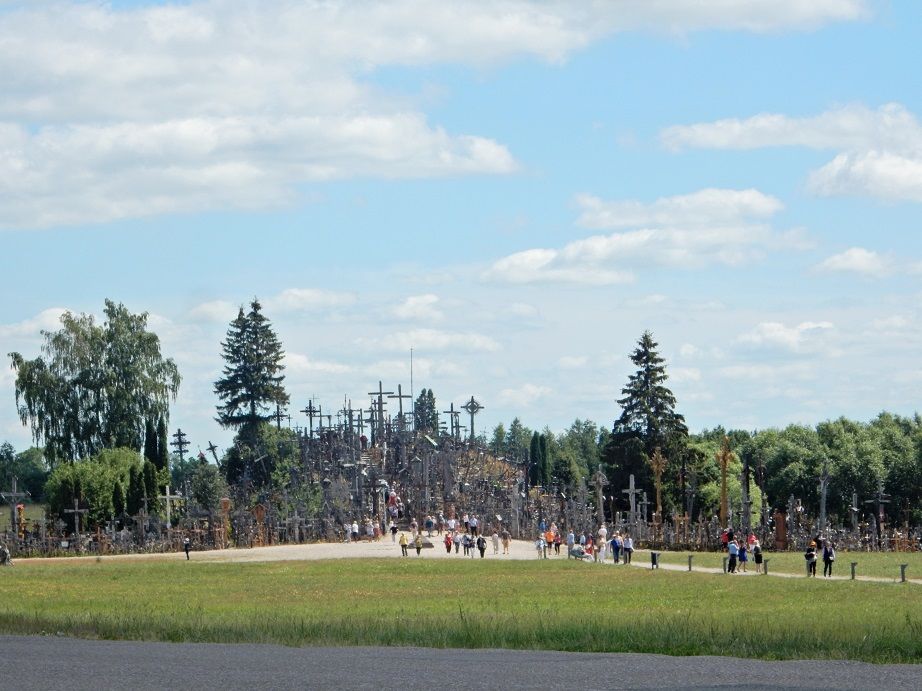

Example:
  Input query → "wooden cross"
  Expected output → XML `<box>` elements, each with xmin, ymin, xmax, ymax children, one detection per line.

<box><xmin>1</xmin><ymin>476</ymin><xmax>29</xmax><ymax>535</ymax></box>
<box><xmin>159</xmin><ymin>485</ymin><xmax>183</xmax><ymax>535</ymax></box>
<box><xmin>206</xmin><ymin>441</ymin><xmax>219</xmax><ymax>464</ymax></box>
<box><xmin>442</xmin><ymin>403</ymin><xmax>460</xmax><ymax>439</ymax></box>
<box><xmin>388</xmin><ymin>384</ymin><xmax>412</xmax><ymax>432</ymax></box>
<box><xmin>63</xmin><ymin>498</ymin><xmax>89</xmax><ymax>537</ymax></box>
<box><xmin>591</xmin><ymin>469</ymin><xmax>608</xmax><ymax>525</ymax></box>
<box><xmin>300</xmin><ymin>400</ymin><xmax>319</xmax><ymax>438</ymax></box>
<box><xmin>171</xmin><ymin>428</ymin><xmax>190</xmax><ymax>461</ymax></box>
<box><xmin>367</xmin><ymin>381</ymin><xmax>394</xmax><ymax>440</ymax></box>
<box><xmin>648</xmin><ymin>447</ymin><xmax>667</xmax><ymax>523</ymax></box>
<box><xmin>461</xmin><ymin>396</ymin><xmax>484</xmax><ymax>441</ymax></box>
<box><xmin>272</xmin><ymin>404</ymin><xmax>288</xmax><ymax>430</ymax></box>
<box><xmin>716</xmin><ymin>436</ymin><xmax>732</xmax><ymax>529</ymax></box>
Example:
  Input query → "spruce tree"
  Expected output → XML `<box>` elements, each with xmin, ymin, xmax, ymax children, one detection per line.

<box><xmin>142</xmin><ymin>460</ymin><xmax>158</xmax><ymax>503</ymax></box>
<box><xmin>528</xmin><ymin>431</ymin><xmax>542</xmax><ymax>487</ymax></box>
<box><xmin>604</xmin><ymin>331</ymin><xmax>688</xmax><ymax>498</ymax></box>
<box><xmin>143</xmin><ymin>418</ymin><xmax>158</xmax><ymax>466</ymax></box>
<box><xmin>112</xmin><ymin>480</ymin><xmax>126</xmax><ymax>518</ymax></box>
<box><xmin>156</xmin><ymin>415</ymin><xmax>169</xmax><ymax>471</ymax></box>
<box><xmin>126</xmin><ymin>464</ymin><xmax>143</xmax><ymax>515</ymax></box>
<box><xmin>414</xmin><ymin>389</ymin><xmax>438</xmax><ymax>432</ymax></box>
<box><xmin>214</xmin><ymin>299</ymin><xmax>289</xmax><ymax>444</ymax></box>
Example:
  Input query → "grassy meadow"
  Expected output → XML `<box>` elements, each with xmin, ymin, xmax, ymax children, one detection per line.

<box><xmin>1</xmin><ymin>557</ymin><xmax>921</xmax><ymax>662</ymax></box>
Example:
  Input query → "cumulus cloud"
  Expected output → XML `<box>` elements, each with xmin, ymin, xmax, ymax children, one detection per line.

<box><xmin>737</xmin><ymin>321</ymin><xmax>834</xmax><ymax>352</ymax></box>
<box><xmin>0</xmin><ymin>0</ymin><xmax>869</xmax><ymax>229</ymax></box>
<box><xmin>661</xmin><ymin>103</ymin><xmax>922</xmax><ymax>203</ymax></box>
<box><xmin>356</xmin><ymin>328</ymin><xmax>500</xmax><ymax>353</ymax></box>
<box><xmin>815</xmin><ymin>247</ymin><xmax>891</xmax><ymax>277</ymax></box>
<box><xmin>558</xmin><ymin>355</ymin><xmax>588</xmax><ymax>369</ymax></box>
<box><xmin>485</xmin><ymin>188</ymin><xmax>807</xmax><ymax>285</ymax></box>
<box><xmin>497</xmin><ymin>383</ymin><xmax>552</xmax><ymax>408</ymax></box>
<box><xmin>188</xmin><ymin>300</ymin><xmax>237</xmax><ymax>323</ymax></box>
<box><xmin>391</xmin><ymin>294</ymin><xmax>443</xmax><ymax>321</ymax></box>
<box><xmin>0</xmin><ymin>307</ymin><xmax>67</xmax><ymax>339</ymax></box>
<box><xmin>265</xmin><ymin>288</ymin><xmax>356</xmax><ymax>312</ymax></box>
<box><xmin>286</xmin><ymin>353</ymin><xmax>353</xmax><ymax>375</ymax></box>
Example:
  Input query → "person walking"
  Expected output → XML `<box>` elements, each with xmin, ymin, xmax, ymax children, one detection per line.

<box><xmin>444</xmin><ymin>532</ymin><xmax>453</xmax><ymax>554</ymax></box>
<box><xmin>414</xmin><ymin>532</ymin><xmax>423</xmax><ymax>556</ymax></box>
<box><xmin>501</xmin><ymin>528</ymin><xmax>511</xmax><ymax>555</ymax></box>
<box><xmin>477</xmin><ymin>534</ymin><xmax>487</xmax><ymax>558</ymax></box>
<box><xmin>453</xmin><ymin>531</ymin><xmax>462</xmax><ymax>554</ymax></box>
<box><xmin>183</xmin><ymin>536</ymin><xmax>191</xmax><ymax>560</ymax></box>
<box><xmin>553</xmin><ymin>531</ymin><xmax>562</xmax><ymax>556</ymax></box>
<box><xmin>753</xmin><ymin>539</ymin><xmax>763</xmax><ymax>574</ymax></box>
<box><xmin>727</xmin><ymin>538</ymin><xmax>739</xmax><ymax>573</ymax></box>
<box><xmin>738</xmin><ymin>540</ymin><xmax>748</xmax><ymax>573</ymax></box>
<box><xmin>566</xmin><ymin>530</ymin><xmax>575</xmax><ymax>559</ymax></box>
<box><xmin>535</xmin><ymin>535</ymin><xmax>546</xmax><ymax>559</ymax></box>
<box><xmin>623</xmin><ymin>534</ymin><xmax>633</xmax><ymax>564</ymax></box>
<box><xmin>805</xmin><ymin>541</ymin><xmax>817</xmax><ymax>577</ymax></box>
<box><xmin>462</xmin><ymin>533</ymin><xmax>471</xmax><ymax>556</ymax></box>
<box><xmin>390</xmin><ymin>520</ymin><xmax>398</xmax><ymax>543</ymax></box>
<box><xmin>399</xmin><ymin>531</ymin><xmax>409</xmax><ymax>557</ymax></box>
<box><xmin>492</xmin><ymin>530</ymin><xmax>500</xmax><ymax>555</ymax></box>
<box><xmin>610</xmin><ymin>532</ymin><xmax>622</xmax><ymax>564</ymax></box>
<box><xmin>822</xmin><ymin>541</ymin><xmax>836</xmax><ymax>577</ymax></box>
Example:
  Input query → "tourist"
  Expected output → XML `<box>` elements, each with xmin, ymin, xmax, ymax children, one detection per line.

<box><xmin>727</xmin><ymin>538</ymin><xmax>739</xmax><ymax>573</ymax></box>
<box><xmin>438</xmin><ymin>514</ymin><xmax>445</xmax><ymax>535</ymax></box>
<box><xmin>462</xmin><ymin>532</ymin><xmax>472</xmax><ymax>556</ymax></box>
<box><xmin>822</xmin><ymin>540</ymin><xmax>836</xmax><ymax>577</ymax></box>
<box><xmin>553</xmin><ymin>531</ymin><xmax>562</xmax><ymax>556</ymax></box>
<box><xmin>720</xmin><ymin>528</ymin><xmax>729</xmax><ymax>552</ymax></box>
<box><xmin>462</xmin><ymin>512</ymin><xmax>470</xmax><ymax>532</ymax></box>
<box><xmin>183</xmin><ymin>536</ymin><xmax>191</xmax><ymax>560</ymax></box>
<box><xmin>470</xmin><ymin>515</ymin><xmax>479</xmax><ymax>537</ymax></box>
<box><xmin>399</xmin><ymin>531</ymin><xmax>409</xmax><ymax>557</ymax></box>
<box><xmin>738</xmin><ymin>539</ymin><xmax>748</xmax><ymax>573</ymax></box>
<box><xmin>753</xmin><ymin>539</ymin><xmax>763</xmax><ymax>574</ymax></box>
<box><xmin>501</xmin><ymin>528</ymin><xmax>511</xmax><ymax>554</ymax></box>
<box><xmin>579</xmin><ymin>532</ymin><xmax>587</xmax><ymax>548</ymax></box>
<box><xmin>597</xmin><ymin>524</ymin><xmax>608</xmax><ymax>563</ymax></box>
<box><xmin>447</xmin><ymin>516</ymin><xmax>457</xmax><ymax>533</ymax></box>
<box><xmin>414</xmin><ymin>532</ymin><xmax>423</xmax><ymax>556</ymax></box>
<box><xmin>805</xmin><ymin>541</ymin><xmax>817</xmax><ymax>577</ymax></box>
<box><xmin>444</xmin><ymin>532</ymin><xmax>453</xmax><ymax>554</ymax></box>
<box><xmin>453</xmin><ymin>531</ymin><xmax>462</xmax><ymax>554</ymax></box>
<box><xmin>544</xmin><ymin>528</ymin><xmax>555</xmax><ymax>557</ymax></box>
<box><xmin>566</xmin><ymin>530</ymin><xmax>575</xmax><ymax>559</ymax></box>
<box><xmin>425</xmin><ymin>515</ymin><xmax>434</xmax><ymax>537</ymax></box>
<box><xmin>389</xmin><ymin>520</ymin><xmax>398</xmax><ymax>543</ymax></box>
<box><xmin>492</xmin><ymin>530</ymin><xmax>500</xmax><ymax>555</ymax></box>
<box><xmin>535</xmin><ymin>535</ymin><xmax>546</xmax><ymax>559</ymax></box>
<box><xmin>610</xmin><ymin>532</ymin><xmax>622</xmax><ymax>564</ymax></box>
<box><xmin>477</xmin><ymin>534</ymin><xmax>487</xmax><ymax>558</ymax></box>
<box><xmin>623</xmin><ymin>534</ymin><xmax>634</xmax><ymax>564</ymax></box>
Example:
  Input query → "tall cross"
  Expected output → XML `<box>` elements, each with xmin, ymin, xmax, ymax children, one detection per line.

<box><xmin>388</xmin><ymin>385</ymin><xmax>412</xmax><ymax>432</ymax></box>
<box><xmin>591</xmin><ymin>469</ymin><xmax>608</xmax><ymax>525</ymax></box>
<box><xmin>849</xmin><ymin>491</ymin><xmax>860</xmax><ymax>532</ymax></box>
<box><xmin>64</xmin><ymin>498</ymin><xmax>89</xmax><ymax>537</ymax></box>
<box><xmin>272</xmin><ymin>403</ymin><xmax>288</xmax><ymax>430</ymax></box>
<box><xmin>639</xmin><ymin>491</ymin><xmax>650</xmax><ymax>523</ymax></box>
<box><xmin>461</xmin><ymin>396</ymin><xmax>484</xmax><ymax>442</ymax></box>
<box><xmin>171</xmin><ymin>428</ymin><xmax>190</xmax><ymax>461</ymax></box>
<box><xmin>863</xmin><ymin>479</ymin><xmax>890</xmax><ymax>539</ymax></box>
<box><xmin>442</xmin><ymin>403</ymin><xmax>460</xmax><ymax>439</ymax></box>
<box><xmin>159</xmin><ymin>485</ymin><xmax>183</xmax><ymax>536</ymax></box>
<box><xmin>300</xmin><ymin>400</ymin><xmax>319</xmax><ymax>438</ymax></box>
<box><xmin>817</xmin><ymin>458</ymin><xmax>830</xmax><ymax>533</ymax></box>
<box><xmin>716</xmin><ymin>436</ymin><xmax>731</xmax><ymax>529</ymax></box>
<box><xmin>622</xmin><ymin>474</ymin><xmax>642</xmax><ymax>526</ymax></box>
<box><xmin>648</xmin><ymin>447</ymin><xmax>667</xmax><ymax>523</ymax></box>
<box><xmin>206</xmin><ymin>441</ymin><xmax>219</xmax><ymax>464</ymax></box>
<box><xmin>1</xmin><ymin>476</ymin><xmax>29</xmax><ymax>535</ymax></box>
<box><xmin>367</xmin><ymin>382</ymin><xmax>394</xmax><ymax>440</ymax></box>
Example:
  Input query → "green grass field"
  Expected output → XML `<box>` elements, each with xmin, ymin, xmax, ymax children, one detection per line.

<box><xmin>1</xmin><ymin>557</ymin><xmax>921</xmax><ymax>662</ymax></box>
<box><xmin>651</xmin><ymin>549</ymin><xmax>921</xmax><ymax>580</ymax></box>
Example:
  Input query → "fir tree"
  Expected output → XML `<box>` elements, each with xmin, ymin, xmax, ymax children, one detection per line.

<box><xmin>414</xmin><ymin>389</ymin><xmax>438</xmax><ymax>432</ymax></box>
<box><xmin>112</xmin><ymin>480</ymin><xmax>126</xmax><ymax>518</ymax></box>
<box><xmin>528</xmin><ymin>431</ymin><xmax>542</xmax><ymax>487</ymax></box>
<box><xmin>156</xmin><ymin>415</ymin><xmax>169</xmax><ymax>471</ymax></box>
<box><xmin>143</xmin><ymin>418</ymin><xmax>158</xmax><ymax>466</ymax></box>
<box><xmin>142</xmin><ymin>460</ymin><xmax>158</xmax><ymax>503</ymax></box>
<box><xmin>214</xmin><ymin>299</ymin><xmax>289</xmax><ymax>445</ymax></box>
<box><xmin>126</xmin><ymin>464</ymin><xmax>144</xmax><ymax>515</ymax></box>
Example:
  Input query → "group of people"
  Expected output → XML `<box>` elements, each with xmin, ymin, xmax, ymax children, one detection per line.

<box><xmin>804</xmin><ymin>538</ymin><xmax>837</xmax><ymax>577</ymax></box>
<box><xmin>723</xmin><ymin>533</ymin><xmax>764</xmax><ymax>574</ymax></box>
<box><xmin>531</xmin><ymin>522</ymin><xmax>636</xmax><ymax>564</ymax></box>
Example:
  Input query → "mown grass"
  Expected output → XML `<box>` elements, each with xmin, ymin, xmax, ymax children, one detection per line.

<box><xmin>651</xmin><ymin>549</ymin><xmax>922</xmax><ymax>580</ymax></box>
<box><xmin>1</xmin><ymin>558</ymin><xmax>921</xmax><ymax>662</ymax></box>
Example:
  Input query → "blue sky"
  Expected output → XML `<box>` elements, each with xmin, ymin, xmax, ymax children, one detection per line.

<box><xmin>2</xmin><ymin>0</ymin><xmax>921</xmax><ymax>456</ymax></box>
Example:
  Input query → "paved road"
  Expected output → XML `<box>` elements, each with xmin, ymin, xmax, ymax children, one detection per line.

<box><xmin>2</xmin><ymin>636</ymin><xmax>919</xmax><ymax>690</ymax></box>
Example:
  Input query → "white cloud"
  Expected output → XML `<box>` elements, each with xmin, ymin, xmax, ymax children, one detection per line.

<box><xmin>265</xmin><ymin>288</ymin><xmax>356</xmax><ymax>312</ymax></box>
<box><xmin>679</xmin><ymin>343</ymin><xmax>702</xmax><ymax>358</ymax></box>
<box><xmin>0</xmin><ymin>307</ymin><xmax>67</xmax><ymax>339</ymax></box>
<box><xmin>816</xmin><ymin>247</ymin><xmax>891</xmax><ymax>277</ymax></box>
<box><xmin>391</xmin><ymin>294</ymin><xmax>443</xmax><ymax>321</ymax></box>
<box><xmin>286</xmin><ymin>353</ymin><xmax>353</xmax><ymax>375</ymax></box>
<box><xmin>356</xmin><ymin>328</ymin><xmax>500</xmax><ymax>353</ymax></box>
<box><xmin>669</xmin><ymin>367</ymin><xmax>701</xmax><ymax>383</ymax></box>
<box><xmin>871</xmin><ymin>315</ymin><xmax>911</xmax><ymax>330</ymax></box>
<box><xmin>188</xmin><ymin>300</ymin><xmax>237</xmax><ymax>323</ymax></box>
<box><xmin>497</xmin><ymin>383</ymin><xmax>552</xmax><ymax>408</ymax></box>
<box><xmin>577</xmin><ymin>188</ymin><xmax>782</xmax><ymax>229</ymax></box>
<box><xmin>485</xmin><ymin>189</ymin><xmax>807</xmax><ymax>285</ymax></box>
<box><xmin>0</xmin><ymin>1</ymin><xmax>868</xmax><ymax>229</ymax></box>
<box><xmin>558</xmin><ymin>355</ymin><xmax>588</xmax><ymax>369</ymax></box>
<box><xmin>717</xmin><ymin>362</ymin><xmax>817</xmax><ymax>382</ymax></box>
<box><xmin>662</xmin><ymin>103</ymin><xmax>922</xmax><ymax>203</ymax></box>
<box><xmin>737</xmin><ymin>321</ymin><xmax>834</xmax><ymax>352</ymax></box>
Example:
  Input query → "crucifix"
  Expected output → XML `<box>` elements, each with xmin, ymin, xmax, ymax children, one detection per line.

<box><xmin>388</xmin><ymin>385</ymin><xmax>412</xmax><ymax>432</ymax></box>
<box><xmin>817</xmin><ymin>458</ymin><xmax>830</xmax><ymax>533</ymax></box>
<box><xmin>1</xmin><ymin>476</ymin><xmax>29</xmax><ymax>536</ymax></box>
<box><xmin>300</xmin><ymin>400</ymin><xmax>319</xmax><ymax>438</ymax></box>
<box><xmin>64</xmin><ymin>498</ymin><xmax>89</xmax><ymax>537</ymax></box>
<box><xmin>363</xmin><ymin>406</ymin><xmax>376</xmax><ymax>445</ymax></box>
<box><xmin>272</xmin><ymin>403</ymin><xmax>288</xmax><ymax>430</ymax></box>
<box><xmin>863</xmin><ymin>479</ymin><xmax>891</xmax><ymax>540</ymax></box>
<box><xmin>461</xmin><ymin>396</ymin><xmax>484</xmax><ymax>442</ymax></box>
<box><xmin>159</xmin><ymin>485</ymin><xmax>183</xmax><ymax>536</ymax></box>
<box><xmin>590</xmin><ymin>469</ymin><xmax>608</xmax><ymax>525</ymax></box>
<box><xmin>622</xmin><ymin>474</ymin><xmax>642</xmax><ymax>527</ymax></box>
<box><xmin>648</xmin><ymin>447</ymin><xmax>667</xmax><ymax>526</ymax></box>
<box><xmin>639</xmin><ymin>491</ymin><xmax>650</xmax><ymax>523</ymax></box>
<box><xmin>849</xmin><ymin>491</ymin><xmax>860</xmax><ymax>533</ymax></box>
<box><xmin>442</xmin><ymin>403</ymin><xmax>460</xmax><ymax>439</ymax></box>
<box><xmin>367</xmin><ymin>381</ymin><xmax>394</xmax><ymax>441</ymax></box>
<box><xmin>206</xmin><ymin>441</ymin><xmax>219</xmax><ymax>464</ymax></box>
<box><xmin>716</xmin><ymin>436</ymin><xmax>731</xmax><ymax>529</ymax></box>
<box><xmin>171</xmin><ymin>428</ymin><xmax>190</xmax><ymax>461</ymax></box>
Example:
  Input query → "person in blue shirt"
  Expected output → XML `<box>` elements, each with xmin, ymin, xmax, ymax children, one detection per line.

<box><xmin>727</xmin><ymin>538</ymin><xmax>739</xmax><ymax>573</ymax></box>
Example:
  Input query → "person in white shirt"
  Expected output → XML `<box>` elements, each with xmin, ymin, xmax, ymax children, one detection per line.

<box><xmin>596</xmin><ymin>524</ymin><xmax>608</xmax><ymax>563</ymax></box>
<box><xmin>623</xmin><ymin>534</ymin><xmax>634</xmax><ymax>563</ymax></box>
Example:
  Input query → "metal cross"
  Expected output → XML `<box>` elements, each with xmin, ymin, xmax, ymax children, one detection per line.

<box><xmin>388</xmin><ymin>384</ymin><xmax>412</xmax><ymax>432</ymax></box>
<box><xmin>171</xmin><ymin>428</ymin><xmax>190</xmax><ymax>461</ymax></box>
<box><xmin>367</xmin><ymin>381</ymin><xmax>394</xmax><ymax>440</ymax></box>
<box><xmin>300</xmin><ymin>400</ymin><xmax>319</xmax><ymax>438</ymax></box>
<box><xmin>461</xmin><ymin>396</ymin><xmax>484</xmax><ymax>441</ymax></box>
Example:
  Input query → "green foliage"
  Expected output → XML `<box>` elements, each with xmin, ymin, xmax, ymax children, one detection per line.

<box><xmin>126</xmin><ymin>465</ymin><xmax>144</xmax><ymax>516</ymax></box>
<box><xmin>214</xmin><ymin>299</ymin><xmax>289</xmax><ymax>438</ymax></box>
<box><xmin>489</xmin><ymin>423</ymin><xmax>506</xmax><ymax>456</ymax></box>
<box><xmin>156</xmin><ymin>416</ymin><xmax>169</xmax><ymax>471</ymax></box>
<box><xmin>190</xmin><ymin>463</ymin><xmax>228</xmax><ymax>513</ymax></box>
<box><xmin>44</xmin><ymin>448</ymin><xmax>143</xmax><ymax>530</ymax></box>
<box><xmin>8</xmin><ymin>300</ymin><xmax>180</xmax><ymax>466</ymax></box>
<box><xmin>170</xmin><ymin>453</ymin><xmax>200</xmax><ymax>492</ymax></box>
<box><xmin>111</xmin><ymin>481</ymin><xmax>125</xmax><ymax>518</ymax></box>
<box><xmin>221</xmin><ymin>422</ymin><xmax>299</xmax><ymax>488</ymax></box>
<box><xmin>414</xmin><ymin>389</ymin><xmax>437</xmax><ymax>432</ymax></box>
<box><xmin>504</xmin><ymin>418</ymin><xmax>531</xmax><ymax>463</ymax></box>
<box><xmin>143</xmin><ymin>419</ymin><xmax>157</xmax><ymax>466</ymax></box>
<box><xmin>142</xmin><ymin>460</ymin><xmax>159</xmax><ymax>501</ymax></box>
<box><xmin>0</xmin><ymin>443</ymin><xmax>48</xmax><ymax>501</ymax></box>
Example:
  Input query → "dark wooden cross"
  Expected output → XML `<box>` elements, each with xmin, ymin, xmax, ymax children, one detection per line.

<box><xmin>1</xmin><ymin>476</ymin><xmax>29</xmax><ymax>535</ymax></box>
<box><xmin>206</xmin><ymin>441</ymin><xmax>220</xmax><ymax>464</ymax></box>
<box><xmin>442</xmin><ymin>403</ymin><xmax>460</xmax><ymax>439</ymax></box>
<box><xmin>367</xmin><ymin>381</ymin><xmax>394</xmax><ymax>440</ymax></box>
<box><xmin>64</xmin><ymin>498</ymin><xmax>89</xmax><ymax>537</ymax></box>
<box><xmin>171</xmin><ymin>428</ymin><xmax>190</xmax><ymax>461</ymax></box>
<box><xmin>300</xmin><ymin>400</ymin><xmax>319</xmax><ymax>438</ymax></box>
<box><xmin>461</xmin><ymin>396</ymin><xmax>484</xmax><ymax>442</ymax></box>
<box><xmin>272</xmin><ymin>403</ymin><xmax>288</xmax><ymax>430</ymax></box>
<box><xmin>388</xmin><ymin>384</ymin><xmax>412</xmax><ymax>432</ymax></box>
<box><xmin>622</xmin><ymin>474</ymin><xmax>642</xmax><ymax>526</ymax></box>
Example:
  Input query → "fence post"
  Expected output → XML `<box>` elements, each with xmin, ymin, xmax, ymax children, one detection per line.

<box><xmin>763</xmin><ymin>558</ymin><xmax>769</xmax><ymax>575</ymax></box>
<box><xmin>687</xmin><ymin>554</ymin><xmax>693</xmax><ymax>572</ymax></box>
<box><xmin>850</xmin><ymin>562</ymin><xmax>857</xmax><ymax>580</ymax></box>
<box><xmin>901</xmin><ymin>564</ymin><xmax>908</xmax><ymax>583</ymax></box>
